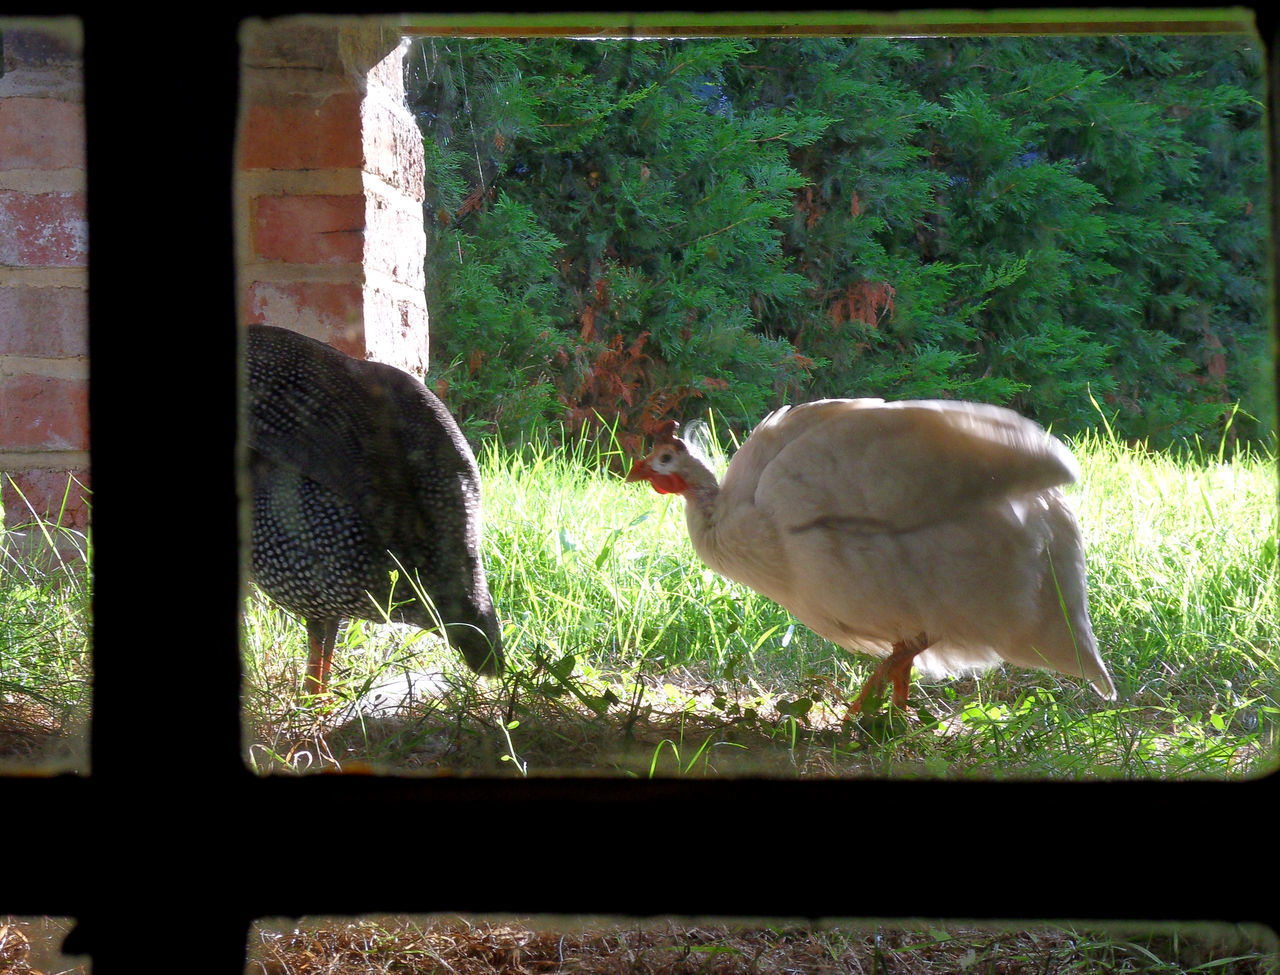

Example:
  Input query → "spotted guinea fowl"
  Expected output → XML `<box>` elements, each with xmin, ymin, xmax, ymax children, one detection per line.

<box><xmin>246</xmin><ymin>324</ymin><xmax>504</xmax><ymax>695</ymax></box>
<box><xmin>626</xmin><ymin>398</ymin><xmax>1115</xmax><ymax>712</ymax></box>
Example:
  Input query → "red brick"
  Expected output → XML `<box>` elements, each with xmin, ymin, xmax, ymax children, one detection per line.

<box><xmin>237</xmin><ymin>95</ymin><xmax>364</xmax><ymax>171</ymax></box>
<box><xmin>361</xmin><ymin>99</ymin><xmax>425</xmax><ymax>201</ymax></box>
<box><xmin>1</xmin><ymin>469</ymin><xmax>91</xmax><ymax>531</ymax></box>
<box><xmin>363</xmin><ymin>190</ymin><xmax>426</xmax><ymax>288</ymax></box>
<box><xmin>244</xmin><ymin>280</ymin><xmax>365</xmax><ymax>354</ymax></box>
<box><xmin>3</xmin><ymin>28</ymin><xmax>81</xmax><ymax>68</ymax></box>
<box><xmin>0</xmin><ymin>374</ymin><xmax>90</xmax><ymax>451</ymax></box>
<box><xmin>252</xmin><ymin>194</ymin><xmax>365</xmax><ymax>264</ymax></box>
<box><xmin>241</xmin><ymin>23</ymin><xmax>344</xmax><ymax>72</ymax></box>
<box><xmin>0</xmin><ymin>98</ymin><xmax>85</xmax><ymax>171</ymax></box>
<box><xmin>364</xmin><ymin>288</ymin><xmax>429</xmax><ymax>375</ymax></box>
<box><xmin>0</xmin><ymin>191</ymin><xmax>88</xmax><ymax>267</ymax></box>
<box><xmin>0</xmin><ymin>286</ymin><xmax>89</xmax><ymax>356</ymax></box>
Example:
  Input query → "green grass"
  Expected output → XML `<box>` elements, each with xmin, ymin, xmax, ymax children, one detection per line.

<box><xmin>241</xmin><ymin>423</ymin><xmax>1279</xmax><ymax>779</ymax></box>
<box><xmin>0</xmin><ymin>475</ymin><xmax>92</xmax><ymax>773</ymax></box>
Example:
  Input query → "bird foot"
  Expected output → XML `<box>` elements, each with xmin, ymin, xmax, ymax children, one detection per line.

<box><xmin>842</xmin><ymin>634</ymin><xmax>929</xmax><ymax>721</ymax></box>
<box><xmin>842</xmin><ymin>684</ymin><xmax>908</xmax><ymax>722</ymax></box>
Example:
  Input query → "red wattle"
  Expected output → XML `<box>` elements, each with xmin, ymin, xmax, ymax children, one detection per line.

<box><xmin>651</xmin><ymin>472</ymin><xmax>688</xmax><ymax>494</ymax></box>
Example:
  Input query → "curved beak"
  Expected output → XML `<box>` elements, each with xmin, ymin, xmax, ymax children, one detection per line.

<box><xmin>625</xmin><ymin>455</ymin><xmax>688</xmax><ymax>495</ymax></box>
<box><xmin>625</xmin><ymin>459</ymin><xmax>652</xmax><ymax>483</ymax></box>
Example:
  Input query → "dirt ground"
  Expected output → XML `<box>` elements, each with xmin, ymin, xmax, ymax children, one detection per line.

<box><xmin>246</xmin><ymin>916</ymin><xmax>1278</xmax><ymax>975</ymax></box>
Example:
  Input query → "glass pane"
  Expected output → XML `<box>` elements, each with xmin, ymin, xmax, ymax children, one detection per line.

<box><xmin>237</xmin><ymin>16</ymin><xmax>1277</xmax><ymax>779</ymax></box>
<box><xmin>0</xmin><ymin>18</ymin><xmax>91</xmax><ymax>775</ymax></box>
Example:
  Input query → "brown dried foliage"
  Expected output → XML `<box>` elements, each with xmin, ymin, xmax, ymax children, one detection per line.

<box><xmin>247</xmin><ymin>917</ymin><xmax>1278</xmax><ymax>975</ymax></box>
<box><xmin>557</xmin><ymin>329</ymin><xmax>711</xmax><ymax>468</ymax></box>
<box><xmin>0</xmin><ymin>919</ymin><xmax>86</xmax><ymax>975</ymax></box>
<box><xmin>0</xmin><ymin>698</ymin><xmax>86</xmax><ymax>773</ymax></box>
<box><xmin>827</xmin><ymin>280</ymin><xmax>896</xmax><ymax>329</ymax></box>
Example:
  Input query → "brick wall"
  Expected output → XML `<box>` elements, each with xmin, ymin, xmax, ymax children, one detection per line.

<box><xmin>0</xmin><ymin>20</ymin><xmax>90</xmax><ymax>532</ymax></box>
<box><xmin>0</xmin><ymin>18</ymin><xmax>426</xmax><ymax>534</ymax></box>
<box><xmin>236</xmin><ymin>18</ymin><xmax>429</xmax><ymax>375</ymax></box>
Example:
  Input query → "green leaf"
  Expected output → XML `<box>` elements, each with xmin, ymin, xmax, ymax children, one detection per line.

<box><xmin>776</xmin><ymin>696</ymin><xmax>813</xmax><ymax>719</ymax></box>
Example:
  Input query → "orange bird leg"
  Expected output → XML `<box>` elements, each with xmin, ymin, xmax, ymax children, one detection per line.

<box><xmin>303</xmin><ymin>618</ymin><xmax>341</xmax><ymax>696</ymax></box>
<box><xmin>848</xmin><ymin>632</ymin><xmax>931</xmax><ymax>715</ymax></box>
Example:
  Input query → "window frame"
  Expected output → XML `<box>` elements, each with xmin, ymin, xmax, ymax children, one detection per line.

<box><xmin>4</xmin><ymin>8</ymin><xmax>1277</xmax><ymax>971</ymax></box>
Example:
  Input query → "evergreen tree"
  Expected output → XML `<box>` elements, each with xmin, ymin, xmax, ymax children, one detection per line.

<box><xmin>410</xmin><ymin>37</ymin><xmax>827</xmax><ymax>448</ymax></box>
<box><xmin>724</xmin><ymin>38</ymin><xmax>1028</xmax><ymax>407</ymax></box>
<box><xmin>905</xmin><ymin>35</ymin><xmax>1268</xmax><ymax>444</ymax></box>
<box><xmin>406</xmin><ymin>33</ymin><xmax>1270</xmax><ymax>451</ymax></box>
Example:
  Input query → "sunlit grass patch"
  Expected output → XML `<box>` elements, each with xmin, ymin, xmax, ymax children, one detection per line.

<box><xmin>240</xmin><ymin>423</ymin><xmax>1278</xmax><ymax>779</ymax></box>
<box><xmin>0</xmin><ymin>474</ymin><xmax>92</xmax><ymax>773</ymax></box>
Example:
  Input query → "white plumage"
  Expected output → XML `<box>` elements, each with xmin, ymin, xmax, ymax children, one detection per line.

<box><xmin>626</xmin><ymin>398</ymin><xmax>1116</xmax><ymax>712</ymax></box>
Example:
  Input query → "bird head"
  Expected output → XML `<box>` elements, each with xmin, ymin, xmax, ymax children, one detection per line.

<box><xmin>625</xmin><ymin>420</ymin><xmax>691</xmax><ymax>495</ymax></box>
<box><xmin>450</xmin><ymin>620</ymin><xmax>505</xmax><ymax>677</ymax></box>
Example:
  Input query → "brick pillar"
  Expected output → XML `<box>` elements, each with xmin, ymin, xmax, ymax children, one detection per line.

<box><xmin>0</xmin><ymin>20</ymin><xmax>90</xmax><ymax>533</ymax></box>
<box><xmin>236</xmin><ymin>18</ymin><xmax>429</xmax><ymax>375</ymax></box>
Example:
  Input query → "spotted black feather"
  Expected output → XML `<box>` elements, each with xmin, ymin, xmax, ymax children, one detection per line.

<box><xmin>246</xmin><ymin>325</ymin><xmax>503</xmax><ymax>693</ymax></box>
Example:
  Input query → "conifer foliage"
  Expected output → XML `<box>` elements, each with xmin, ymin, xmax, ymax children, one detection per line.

<box><xmin>406</xmin><ymin>34</ymin><xmax>1269</xmax><ymax>452</ymax></box>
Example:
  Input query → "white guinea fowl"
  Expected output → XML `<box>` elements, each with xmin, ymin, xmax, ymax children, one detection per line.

<box><xmin>625</xmin><ymin>398</ymin><xmax>1116</xmax><ymax>712</ymax></box>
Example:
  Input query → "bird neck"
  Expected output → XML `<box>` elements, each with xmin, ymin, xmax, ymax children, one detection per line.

<box><xmin>677</xmin><ymin>459</ymin><xmax>722</xmax><ymax>528</ymax></box>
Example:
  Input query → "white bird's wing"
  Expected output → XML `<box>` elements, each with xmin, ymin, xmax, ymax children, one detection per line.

<box><xmin>739</xmin><ymin>398</ymin><xmax>1080</xmax><ymax>535</ymax></box>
